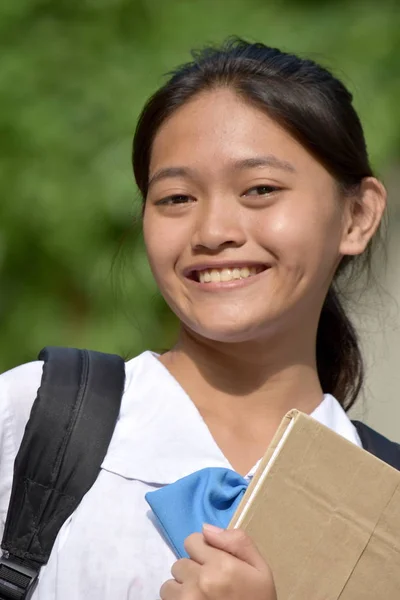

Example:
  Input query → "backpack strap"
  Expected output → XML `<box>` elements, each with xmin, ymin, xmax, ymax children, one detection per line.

<box><xmin>0</xmin><ymin>347</ymin><xmax>125</xmax><ymax>600</ymax></box>
<box><xmin>352</xmin><ymin>420</ymin><xmax>400</xmax><ymax>471</ymax></box>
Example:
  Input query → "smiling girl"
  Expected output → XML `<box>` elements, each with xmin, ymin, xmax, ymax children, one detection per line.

<box><xmin>0</xmin><ymin>38</ymin><xmax>396</xmax><ymax>600</ymax></box>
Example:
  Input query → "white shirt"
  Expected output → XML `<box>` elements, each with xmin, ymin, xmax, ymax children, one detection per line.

<box><xmin>0</xmin><ymin>351</ymin><xmax>362</xmax><ymax>600</ymax></box>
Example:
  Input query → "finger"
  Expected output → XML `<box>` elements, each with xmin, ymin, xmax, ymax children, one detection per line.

<box><xmin>160</xmin><ymin>578</ymin><xmax>182</xmax><ymax>600</ymax></box>
<box><xmin>171</xmin><ymin>557</ymin><xmax>200</xmax><ymax>583</ymax></box>
<box><xmin>184</xmin><ymin>532</ymin><xmax>222</xmax><ymax>565</ymax></box>
<box><xmin>202</xmin><ymin>524</ymin><xmax>267</xmax><ymax>571</ymax></box>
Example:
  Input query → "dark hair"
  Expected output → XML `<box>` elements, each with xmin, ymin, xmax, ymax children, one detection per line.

<box><xmin>132</xmin><ymin>37</ymin><xmax>380</xmax><ymax>411</ymax></box>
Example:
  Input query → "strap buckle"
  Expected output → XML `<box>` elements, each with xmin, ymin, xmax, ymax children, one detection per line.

<box><xmin>0</xmin><ymin>553</ymin><xmax>39</xmax><ymax>600</ymax></box>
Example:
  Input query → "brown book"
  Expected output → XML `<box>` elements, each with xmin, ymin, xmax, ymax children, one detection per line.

<box><xmin>228</xmin><ymin>410</ymin><xmax>400</xmax><ymax>599</ymax></box>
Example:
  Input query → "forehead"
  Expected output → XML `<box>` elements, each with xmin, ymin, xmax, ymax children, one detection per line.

<box><xmin>149</xmin><ymin>88</ymin><xmax>314</xmax><ymax>175</ymax></box>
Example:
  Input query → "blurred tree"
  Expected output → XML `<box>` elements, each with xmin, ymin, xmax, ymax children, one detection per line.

<box><xmin>0</xmin><ymin>0</ymin><xmax>399</xmax><ymax>371</ymax></box>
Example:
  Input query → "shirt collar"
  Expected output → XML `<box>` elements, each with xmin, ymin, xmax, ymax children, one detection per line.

<box><xmin>101</xmin><ymin>351</ymin><xmax>362</xmax><ymax>484</ymax></box>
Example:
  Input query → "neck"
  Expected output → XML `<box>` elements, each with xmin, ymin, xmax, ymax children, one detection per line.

<box><xmin>159</xmin><ymin>325</ymin><xmax>324</xmax><ymax>426</ymax></box>
<box><xmin>158</xmin><ymin>326</ymin><xmax>324</xmax><ymax>474</ymax></box>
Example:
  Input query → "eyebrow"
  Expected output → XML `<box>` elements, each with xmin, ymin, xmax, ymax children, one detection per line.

<box><xmin>147</xmin><ymin>154</ymin><xmax>296</xmax><ymax>190</ymax></box>
<box><xmin>148</xmin><ymin>167</ymin><xmax>192</xmax><ymax>190</ymax></box>
<box><xmin>233</xmin><ymin>155</ymin><xmax>296</xmax><ymax>173</ymax></box>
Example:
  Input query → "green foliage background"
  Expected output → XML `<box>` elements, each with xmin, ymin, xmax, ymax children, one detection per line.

<box><xmin>1</xmin><ymin>0</ymin><xmax>399</xmax><ymax>372</ymax></box>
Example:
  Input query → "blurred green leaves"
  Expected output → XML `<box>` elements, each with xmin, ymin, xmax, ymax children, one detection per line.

<box><xmin>0</xmin><ymin>0</ymin><xmax>399</xmax><ymax>371</ymax></box>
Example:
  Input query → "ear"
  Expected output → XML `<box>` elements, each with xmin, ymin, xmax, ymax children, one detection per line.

<box><xmin>339</xmin><ymin>177</ymin><xmax>387</xmax><ymax>256</ymax></box>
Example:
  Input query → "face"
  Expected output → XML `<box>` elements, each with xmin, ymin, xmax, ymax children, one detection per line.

<box><xmin>143</xmin><ymin>88</ymin><xmax>353</xmax><ymax>345</ymax></box>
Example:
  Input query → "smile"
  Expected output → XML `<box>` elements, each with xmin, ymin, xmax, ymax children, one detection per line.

<box><xmin>185</xmin><ymin>263</ymin><xmax>269</xmax><ymax>287</ymax></box>
<box><xmin>197</xmin><ymin>265</ymin><xmax>265</xmax><ymax>283</ymax></box>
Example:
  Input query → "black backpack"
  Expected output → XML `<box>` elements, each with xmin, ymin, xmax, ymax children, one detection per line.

<box><xmin>0</xmin><ymin>346</ymin><xmax>399</xmax><ymax>600</ymax></box>
<box><xmin>0</xmin><ymin>347</ymin><xmax>125</xmax><ymax>600</ymax></box>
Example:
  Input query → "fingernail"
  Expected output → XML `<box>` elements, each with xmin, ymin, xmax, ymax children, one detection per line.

<box><xmin>203</xmin><ymin>523</ymin><xmax>224</xmax><ymax>534</ymax></box>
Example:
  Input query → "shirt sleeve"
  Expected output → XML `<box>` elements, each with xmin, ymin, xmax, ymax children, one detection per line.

<box><xmin>0</xmin><ymin>361</ymin><xmax>44</xmax><ymax>539</ymax></box>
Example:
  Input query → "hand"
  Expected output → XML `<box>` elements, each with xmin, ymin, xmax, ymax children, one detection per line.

<box><xmin>160</xmin><ymin>524</ymin><xmax>277</xmax><ymax>599</ymax></box>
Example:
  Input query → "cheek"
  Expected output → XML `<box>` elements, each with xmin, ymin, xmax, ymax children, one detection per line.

<box><xmin>143</xmin><ymin>213</ymin><xmax>187</xmax><ymax>281</ymax></box>
<box><xmin>143</xmin><ymin>215</ymin><xmax>165</xmax><ymax>275</ymax></box>
<box><xmin>253</xmin><ymin>200</ymin><xmax>344</xmax><ymax>271</ymax></box>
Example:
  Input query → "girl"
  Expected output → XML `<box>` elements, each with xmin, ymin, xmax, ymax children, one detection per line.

<box><xmin>0</xmin><ymin>38</ymin><xmax>392</xmax><ymax>599</ymax></box>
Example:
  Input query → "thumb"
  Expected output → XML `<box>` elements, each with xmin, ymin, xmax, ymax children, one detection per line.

<box><xmin>202</xmin><ymin>524</ymin><xmax>267</xmax><ymax>571</ymax></box>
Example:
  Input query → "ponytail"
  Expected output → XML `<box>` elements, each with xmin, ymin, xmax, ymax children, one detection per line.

<box><xmin>316</xmin><ymin>287</ymin><xmax>364</xmax><ymax>411</ymax></box>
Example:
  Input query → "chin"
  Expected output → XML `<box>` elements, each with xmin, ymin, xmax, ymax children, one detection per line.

<box><xmin>188</xmin><ymin>318</ymin><xmax>271</xmax><ymax>345</ymax></box>
<box><xmin>172</xmin><ymin>300</ymin><xmax>291</xmax><ymax>345</ymax></box>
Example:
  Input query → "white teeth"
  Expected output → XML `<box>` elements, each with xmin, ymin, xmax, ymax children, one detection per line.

<box><xmin>220</xmin><ymin>268</ymin><xmax>232</xmax><ymax>282</ymax></box>
<box><xmin>198</xmin><ymin>266</ymin><xmax>260</xmax><ymax>283</ymax></box>
<box><xmin>210</xmin><ymin>269</ymin><xmax>221</xmax><ymax>283</ymax></box>
<box><xmin>232</xmin><ymin>268</ymin><xmax>241</xmax><ymax>279</ymax></box>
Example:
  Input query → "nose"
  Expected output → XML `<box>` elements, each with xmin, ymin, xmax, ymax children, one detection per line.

<box><xmin>191</xmin><ymin>196</ymin><xmax>246</xmax><ymax>252</ymax></box>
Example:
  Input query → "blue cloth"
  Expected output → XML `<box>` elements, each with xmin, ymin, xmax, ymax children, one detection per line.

<box><xmin>145</xmin><ymin>467</ymin><xmax>248</xmax><ymax>558</ymax></box>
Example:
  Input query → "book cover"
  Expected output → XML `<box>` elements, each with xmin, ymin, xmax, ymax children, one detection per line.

<box><xmin>228</xmin><ymin>410</ymin><xmax>400</xmax><ymax>599</ymax></box>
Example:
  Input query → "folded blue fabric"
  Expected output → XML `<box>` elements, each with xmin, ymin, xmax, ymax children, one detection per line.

<box><xmin>145</xmin><ymin>467</ymin><xmax>248</xmax><ymax>558</ymax></box>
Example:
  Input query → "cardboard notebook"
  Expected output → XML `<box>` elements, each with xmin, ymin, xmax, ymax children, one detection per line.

<box><xmin>228</xmin><ymin>410</ymin><xmax>400</xmax><ymax>599</ymax></box>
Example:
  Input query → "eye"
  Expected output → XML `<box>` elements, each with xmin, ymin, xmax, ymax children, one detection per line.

<box><xmin>156</xmin><ymin>194</ymin><xmax>193</xmax><ymax>206</ymax></box>
<box><xmin>243</xmin><ymin>185</ymin><xmax>280</xmax><ymax>197</ymax></box>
